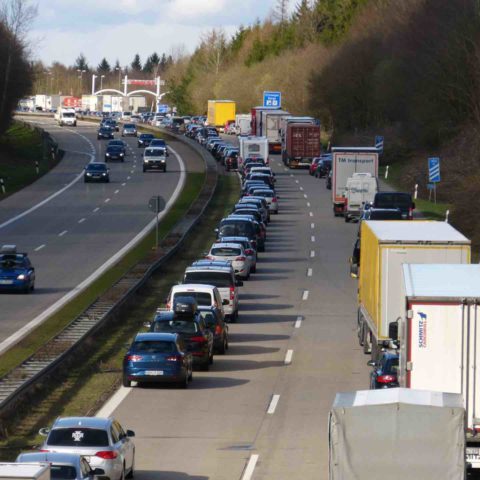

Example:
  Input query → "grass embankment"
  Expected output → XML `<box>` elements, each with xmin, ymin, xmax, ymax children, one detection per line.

<box><xmin>0</xmin><ymin>174</ymin><xmax>239</xmax><ymax>459</ymax></box>
<box><xmin>0</xmin><ymin>172</ymin><xmax>205</xmax><ymax>379</ymax></box>
<box><xmin>378</xmin><ymin>164</ymin><xmax>451</xmax><ymax>221</ymax></box>
<box><xmin>0</xmin><ymin>123</ymin><xmax>59</xmax><ymax>200</ymax></box>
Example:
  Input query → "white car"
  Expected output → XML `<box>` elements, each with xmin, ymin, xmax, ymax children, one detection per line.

<box><xmin>166</xmin><ymin>284</ymin><xmax>225</xmax><ymax>313</ymax></box>
<box><xmin>251</xmin><ymin>188</ymin><xmax>279</xmax><ymax>214</ymax></box>
<box><xmin>207</xmin><ymin>242</ymin><xmax>252</xmax><ymax>280</ymax></box>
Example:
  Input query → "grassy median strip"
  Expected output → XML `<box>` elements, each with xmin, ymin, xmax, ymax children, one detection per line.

<box><xmin>0</xmin><ymin>172</ymin><xmax>205</xmax><ymax>379</ymax></box>
<box><xmin>0</xmin><ymin>173</ymin><xmax>239</xmax><ymax>458</ymax></box>
<box><xmin>0</xmin><ymin>122</ymin><xmax>59</xmax><ymax>200</ymax></box>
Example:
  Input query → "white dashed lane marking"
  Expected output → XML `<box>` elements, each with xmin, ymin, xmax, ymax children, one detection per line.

<box><xmin>302</xmin><ymin>290</ymin><xmax>309</xmax><ymax>301</ymax></box>
<box><xmin>58</xmin><ymin>230</ymin><xmax>68</xmax><ymax>237</ymax></box>
<box><xmin>105</xmin><ymin>198</ymin><xmax>111</xmax><ymax>203</ymax></box>
<box><xmin>267</xmin><ymin>395</ymin><xmax>280</xmax><ymax>414</ymax></box>
<box><xmin>307</xmin><ymin>268</ymin><xmax>313</xmax><ymax>277</ymax></box>
<box><xmin>285</xmin><ymin>350</ymin><xmax>293</xmax><ymax>365</ymax></box>
<box><xmin>34</xmin><ymin>244</ymin><xmax>45</xmax><ymax>252</ymax></box>
<box><xmin>295</xmin><ymin>316</ymin><xmax>302</xmax><ymax>328</ymax></box>
<box><xmin>78</xmin><ymin>218</ymin><xmax>86</xmax><ymax>224</ymax></box>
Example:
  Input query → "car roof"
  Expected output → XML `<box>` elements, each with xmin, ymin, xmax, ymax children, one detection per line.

<box><xmin>52</xmin><ymin>417</ymin><xmax>112</xmax><ymax>429</ymax></box>
<box><xmin>218</xmin><ymin>236</ymin><xmax>251</xmax><ymax>242</ymax></box>
<box><xmin>134</xmin><ymin>332</ymin><xmax>177</xmax><ymax>341</ymax></box>
<box><xmin>190</xmin><ymin>259</ymin><xmax>232</xmax><ymax>267</ymax></box>
<box><xmin>17</xmin><ymin>452</ymin><xmax>81</xmax><ymax>465</ymax></box>
<box><xmin>211</xmin><ymin>242</ymin><xmax>243</xmax><ymax>249</ymax></box>
<box><xmin>185</xmin><ymin>265</ymin><xmax>232</xmax><ymax>273</ymax></box>
<box><xmin>172</xmin><ymin>283</ymin><xmax>216</xmax><ymax>292</ymax></box>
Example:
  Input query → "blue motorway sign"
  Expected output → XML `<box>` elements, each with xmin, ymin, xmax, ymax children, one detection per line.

<box><xmin>375</xmin><ymin>135</ymin><xmax>384</xmax><ymax>153</ymax></box>
<box><xmin>428</xmin><ymin>157</ymin><xmax>441</xmax><ymax>183</ymax></box>
<box><xmin>263</xmin><ymin>91</ymin><xmax>282</xmax><ymax>108</ymax></box>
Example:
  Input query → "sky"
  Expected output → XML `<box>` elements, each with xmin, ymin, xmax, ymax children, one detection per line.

<box><xmin>29</xmin><ymin>0</ymin><xmax>292</xmax><ymax>68</ymax></box>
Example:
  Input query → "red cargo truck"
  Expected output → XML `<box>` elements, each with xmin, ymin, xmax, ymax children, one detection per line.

<box><xmin>282</xmin><ymin>123</ymin><xmax>321</xmax><ymax>168</ymax></box>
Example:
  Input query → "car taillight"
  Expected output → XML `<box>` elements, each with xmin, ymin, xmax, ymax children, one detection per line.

<box><xmin>190</xmin><ymin>336</ymin><xmax>207</xmax><ymax>343</ymax></box>
<box><xmin>96</xmin><ymin>451</ymin><xmax>118</xmax><ymax>460</ymax></box>
<box><xmin>377</xmin><ymin>375</ymin><xmax>396</xmax><ymax>384</ymax></box>
<box><xmin>245</xmin><ymin>249</ymin><xmax>254</xmax><ymax>255</ymax></box>
<box><xmin>126</xmin><ymin>355</ymin><xmax>143</xmax><ymax>362</ymax></box>
<box><xmin>215</xmin><ymin>325</ymin><xmax>222</xmax><ymax>335</ymax></box>
<box><xmin>38</xmin><ymin>449</ymin><xmax>50</xmax><ymax>453</ymax></box>
<box><xmin>166</xmin><ymin>355</ymin><xmax>182</xmax><ymax>362</ymax></box>
<box><xmin>206</xmin><ymin>255</ymin><xmax>214</xmax><ymax>259</ymax></box>
<box><xmin>236</xmin><ymin>256</ymin><xmax>246</xmax><ymax>261</ymax></box>
<box><xmin>272</xmin><ymin>197</ymin><xmax>277</xmax><ymax>202</ymax></box>
<box><xmin>229</xmin><ymin>286</ymin><xmax>235</xmax><ymax>300</ymax></box>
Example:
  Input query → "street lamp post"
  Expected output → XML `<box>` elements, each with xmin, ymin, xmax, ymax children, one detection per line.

<box><xmin>77</xmin><ymin>69</ymin><xmax>86</xmax><ymax>94</ymax></box>
<box><xmin>100</xmin><ymin>75</ymin><xmax>105</xmax><ymax>90</ymax></box>
<box><xmin>115</xmin><ymin>66</ymin><xmax>121</xmax><ymax>89</ymax></box>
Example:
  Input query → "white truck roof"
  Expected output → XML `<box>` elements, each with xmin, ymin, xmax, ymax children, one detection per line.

<box><xmin>366</xmin><ymin>220</ymin><xmax>470</xmax><ymax>244</ymax></box>
<box><xmin>0</xmin><ymin>462</ymin><xmax>50</xmax><ymax>479</ymax></box>
<box><xmin>403</xmin><ymin>264</ymin><xmax>480</xmax><ymax>300</ymax></box>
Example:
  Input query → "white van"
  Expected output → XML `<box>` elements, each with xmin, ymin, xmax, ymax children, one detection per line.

<box><xmin>121</xmin><ymin>111</ymin><xmax>132</xmax><ymax>121</ymax></box>
<box><xmin>166</xmin><ymin>284</ymin><xmax>226</xmax><ymax>315</ymax></box>
<box><xmin>54</xmin><ymin>108</ymin><xmax>76</xmax><ymax>127</ymax></box>
<box><xmin>344</xmin><ymin>172</ymin><xmax>378</xmax><ymax>222</ymax></box>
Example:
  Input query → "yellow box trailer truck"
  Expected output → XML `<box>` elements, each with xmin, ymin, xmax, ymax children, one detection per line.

<box><xmin>207</xmin><ymin>100</ymin><xmax>236</xmax><ymax>131</ymax></box>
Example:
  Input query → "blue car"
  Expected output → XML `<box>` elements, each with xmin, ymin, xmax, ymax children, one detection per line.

<box><xmin>0</xmin><ymin>245</ymin><xmax>35</xmax><ymax>293</ymax></box>
<box><xmin>123</xmin><ymin>333</ymin><xmax>193</xmax><ymax>388</ymax></box>
<box><xmin>368</xmin><ymin>352</ymin><xmax>399</xmax><ymax>389</ymax></box>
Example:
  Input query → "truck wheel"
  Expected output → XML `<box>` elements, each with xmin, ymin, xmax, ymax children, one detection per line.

<box><xmin>363</xmin><ymin>328</ymin><xmax>372</xmax><ymax>355</ymax></box>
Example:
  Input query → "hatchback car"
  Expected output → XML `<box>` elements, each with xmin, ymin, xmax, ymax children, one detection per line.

<box><xmin>123</xmin><ymin>332</ymin><xmax>192</xmax><ymax>387</ymax></box>
<box><xmin>97</xmin><ymin>127</ymin><xmax>114</xmax><ymax>140</ymax></box>
<box><xmin>0</xmin><ymin>245</ymin><xmax>35</xmax><ymax>293</ymax></box>
<box><xmin>84</xmin><ymin>163</ymin><xmax>109</xmax><ymax>183</ymax></box>
<box><xmin>121</xmin><ymin>124</ymin><xmax>137</xmax><ymax>137</ymax></box>
<box><xmin>207</xmin><ymin>242</ymin><xmax>252</xmax><ymax>280</ymax></box>
<box><xmin>250</xmin><ymin>189</ymin><xmax>279</xmax><ymax>214</ymax></box>
<box><xmin>16</xmin><ymin>452</ymin><xmax>105</xmax><ymax>480</ymax></box>
<box><xmin>137</xmin><ymin>133</ymin><xmax>154</xmax><ymax>148</ymax></box>
<box><xmin>38</xmin><ymin>417</ymin><xmax>135</xmax><ymax>480</ymax></box>
<box><xmin>315</xmin><ymin>157</ymin><xmax>332</xmax><ymax>178</ymax></box>
<box><xmin>198</xmin><ymin>306</ymin><xmax>228</xmax><ymax>354</ymax></box>
<box><xmin>104</xmin><ymin>145</ymin><xmax>124</xmax><ymax>162</ymax></box>
<box><xmin>368</xmin><ymin>352</ymin><xmax>400</xmax><ymax>389</ymax></box>
<box><xmin>147</xmin><ymin>303</ymin><xmax>213</xmax><ymax>371</ymax></box>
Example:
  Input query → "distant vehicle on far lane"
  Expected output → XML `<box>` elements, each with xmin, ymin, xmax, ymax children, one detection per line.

<box><xmin>97</xmin><ymin>126</ymin><xmax>114</xmax><ymax>140</ymax></box>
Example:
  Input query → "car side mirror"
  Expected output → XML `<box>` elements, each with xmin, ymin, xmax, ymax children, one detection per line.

<box><xmin>143</xmin><ymin>322</ymin><xmax>151</xmax><ymax>329</ymax></box>
<box><xmin>38</xmin><ymin>427</ymin><xmax>50</xmax><ymax>436</ymax></box>
<box><xmin>367</xmin><ymin>360</ymin><xmax>377</xmax><ymax>367</ymax></box>
<box><xmin>235</xmin><ymin>279</ymin><xmax>244</xmax><ymax>287</ymax></box>
<box><xmin>126</xmin><ymin>429</ymin><xmax>135</xmax><ymax>437</ymax></box>
<box><xmin>389</xmin><ymin>321</ymin><xmax>399</xmax><ymax>341</ymax></box>
<box><xmin>350</xmin><ymin>262</ymin><xmax>359</xmax><ymax>279</ymax></box>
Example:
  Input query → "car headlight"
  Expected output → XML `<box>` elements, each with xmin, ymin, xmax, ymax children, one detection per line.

<box><xmin>144</xmin><ymin>158</ymin><xmax>148</xmax><ymax>162</ymax></box>
<box><xmin>102</xmin><ymin>172</ymin><xmax>107</xmax><ymax>176</ymax></box>
<box><xmin>120</xmin><ymin>153</ymin><xmax>124</xmax><ymax>156</ymax></box>
<box><xmin>17</xmin><ymin>274</ymin><xmax>26</xmax><ymax>280</ymax></box>
<box><xmin>106</xmin><ymin>153</ymin><xmax>110</xmax><ymax>156</ymax></box>
<box><xmin>86</xmin><ymin>172</ymin><xmax>92</xmax><ymax>176</ymax></box>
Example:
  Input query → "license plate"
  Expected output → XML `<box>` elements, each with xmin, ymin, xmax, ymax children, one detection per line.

<box><xmin>0</xmin><ymin>280</ymin><xmax>13</xmax><ymax>285</ymax></box>
<box><xmin>145</xmin><ymin>370</ymin><xmax>163</xmax><ymax>376</ymax></box>
<box><xmin>467</xmin><ymin>447</ymin><xmax>480</xmax><ymax>461</ymax></box>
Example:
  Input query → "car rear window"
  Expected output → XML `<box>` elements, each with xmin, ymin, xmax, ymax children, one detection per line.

<box><xmin>47</xmin><ymin>428</ymin><xmax>109</xmax><ymax>447</ymax></box>
<box><xmin>199</xmin><ymin>311</ymin><xmax>216</xmax><ymax>326</ymax></box>
<box><xmin>132</xmin><ymin>340</ymin><xmax>176</xmax><ymax>353</ymax></box>
<box><xmin>375</xmin><ymin>193</ymin><xmax>412</xmax><ymax>209</ymax></box>
<box><xmin>184</xmin><ymin>271</ymin><xmax>233</xmax><ymax>288</ymax></box>
<box><xmin>145</xmin><ymin>148</ymin><xmax>165</xmax><ymax>157</ymax></box>
<box><xmin>370</xmin><ymin>211</ymin><xmax>403</xmax><ymax>220</ymax></box>
<box><xmin>153</xmin><ymin>320</ymin><xmax>198</xmax><ymax>334</ymax></box>
<box><xmin>219</xmin><ymin>222</ymin><xmax>254</xmax><ymax>237</ymax></box>
<box><xmin>173</xmin><ymin>291</ymin><xmax>212</xmax><ymax>306</ymax></box>
<box><xmin>51</xmin><ymin>466</ymin><xmax>77</xmax><ymax>480</ymax></box>
<box><xmin>211</xmin><ymin>247</ymin><xmax>241</xmax><ymax>256</ymax></box>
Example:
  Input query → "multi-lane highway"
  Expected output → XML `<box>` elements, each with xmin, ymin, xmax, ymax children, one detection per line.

<box><xmin>98</xmin><ymin>155</ymin><xmax>368</xmax><ymax>479</ymax></box>
<box><xmin>0</xmin><ymin>119</ymin><xmax>201</xmax><ymax>350</ymax></box>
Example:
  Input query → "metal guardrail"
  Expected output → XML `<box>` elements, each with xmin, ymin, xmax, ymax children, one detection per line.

<box><xmin>0</xmin><ymin>128</ymin><xmax>218</xmax><ymax>422</ymax></box>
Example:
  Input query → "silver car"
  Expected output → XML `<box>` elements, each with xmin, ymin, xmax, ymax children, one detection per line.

<box><xmin>218</xmin><ymin>236</ymin><xmax>257</xmax><ymax>272</ymax></box>
<box><xmin>39</xmin><ymin>417</ymin><xmax>135</xmax><ymax>480</ymax></box>
<box><xmin>251</xmin><ymin>188</ymin><xmax>279</xmax><ymax>214</ymax></box>
<box><xmin>17</xmin><ymin>452</ymin><xmax>105</xmax><ymax>480</ymax></box>
<box><xmin>121</xmin><ymin>124</ymin><xmax>137</xmax><ymax>137</ymax></box>
<box><xmin>207</xmin><ymin>242</ymin><xmax>252</xmax><ymax>280</ymax></box>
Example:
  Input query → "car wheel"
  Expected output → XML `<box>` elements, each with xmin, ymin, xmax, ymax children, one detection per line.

<box><xmin>188</xmin><ymin>367</ymin><xmax>193</xmax><ymax>381</ymax></box>
<box><xmin>209</xmin><ymin>349</ymin><xmax>214</xmax><ymax>364</ymax></box>
<box><xmin>251</xmin><ymin>264</ymin><xmax>256</xmax><ymax>274</ymax></box>
<box><xmin>122</xmin><ymin>374</ymin><xmax>131</xmax><ymax>388</ymax></box>
<box><xmin>120</xmin><ymin>464</ymin><xmax>126</xmax><ymax>480</ymax></box>
<box><xmin>218</xmin><ymin>337</ymin><xmax>227</xmax><ymax>355</ymax></box>
<box><xmin>179</xmin><ymin>374</ymin><xmax>188</xmax><ymax>389</ymax></box>
<box><xmin>30</xmin><ymin>282</ymin><xmax>35</xmax><ymax>292</ymax></box>
<box><xmin>200</xmin><ymin>361</ymin><xmax>210</xmax><ymax>371</ymax></box>
<box><xmin>126</xmin><ymin>456</ymin><xmax>134</xmax><ymax>479</ymax></box>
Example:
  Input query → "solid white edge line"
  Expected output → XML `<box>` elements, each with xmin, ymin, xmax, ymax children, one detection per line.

<box><xmin>307</xmin><ymin>268</ymin><xmax>313</xmax><ymax>277</ymax></box>
<box><xmin>0</xmin><ymin>145</ymin><xmax>186</xmax><ymax>357</ymax></box>
<box><xmin>295</xmin><ymin>316</ymin><xmax>302</xmax><ymax>328</ymax></box>
<box><xmin>242</xmin><ymin>454</ymin><xmax>259</xmax><ymax>480</ymax></box>
<box><xmin>285</xmin><ymin>350</ymin><xmax>293</xmax><ymax>365</ymax></box>
<box><xmin>96</xmin><ymin>386</ymin><xmax>131</xmax><ymax>417</ymax></box>
<box><xmin>267</xmin><ymin>394</ymin><xmax>280</xmax><ymax>414</ymax></box>
<box><xmin>302</xmin><ymin>290</ymin><xmax>309</xmax><ymax>300</ymax></box>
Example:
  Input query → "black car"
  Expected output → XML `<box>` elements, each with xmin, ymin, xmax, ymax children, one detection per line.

<box><xmin>137</xmin><ymin>133</ymin><xmax>155</xmax><ymax>148</ymax></box>
<box><xmin>225</xmin><ymin>151</ymin><xmax>239</xmax><ymax>171</ymax></box>
<box><xmin>84</xmin><ymin>162</ymin><xmax>110</xmax><ymax>183</ymax></box>
<box><xmin>97</xmin><ymin>126</ymin><xmax>114</xmax><ymax>140</ymax></box>
<box><xmin>146</xmin><ymin>297</ymin><xmax>214</xmax><ymax>371</ymax></box>
<box><xmin>360</xmin><ymin>207</ymin><xmax>403</xmax><ymax>222</ymax></box>
<box><xmin>372</xmin><ymin>192</ymin><xmax>415</xmax><ymax>220</ymax></box>
<box><xmin>315</xmin><ymin>158</ymin><xmax>332</xmax><ymax>178</ymax></box>
<box><xmin>103</xmin><ymin>119</ymin><xmax>119</xmax><ymax>131</ymax></box>
<box><xmin>105</xmin><ymin>145</ymin><xmax>125</xmax><ymax>162</ymax></box>
<box><xmin>198</xmin><ymin>306</ymin><xmax>228</xmax><ymax>354</ymax></box>
<box><xmin>368</xmin><ymin>352</ymin><xmax>399</xmax><ymax>389</ymax></box>
<box><xmin>107</xmin><ymin>139</ymin><xmax>126</xmax><ymax>156</ymax></box>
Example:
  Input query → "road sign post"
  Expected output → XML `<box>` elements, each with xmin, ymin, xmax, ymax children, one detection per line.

<box><xmin>148</xmin><ymin>195</ymin><xmax>166</xmax><ymax>249</ymax></box>
<box><xmin>263</xmin><ymin>91</ymin><xmax>282</xmax><ymax>108</ymax></box>
<box><xmin>375</xmin><ymin>135</ymin><xmax>384</xmax><ymax>153</ymax></box>
<box><xmin>428</xmin><ymin>157</ymin><xmax>441</xmax><ymax>204</ymax></box>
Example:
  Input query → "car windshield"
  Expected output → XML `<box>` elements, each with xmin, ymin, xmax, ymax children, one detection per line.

<box><xmin>199</xmin><ymin>311</ymin><xmax>216</xmax><ymax>326</ymax></box>
<box><xmin>62</xmin><ymin>113</ymin><xmax>75</xmax><ymax>118</ymax></box>
<box><xmin>47</xmin><ymin>428</ymin><xmax>109</xmax><ymax>447</ymax></box>
<box><xmin>140</xmin><ymin>134</ymin><xmax>153</xmax><ymax>139</ymax></box>
<box><xmin>145</xmin><ymin>148</ymin><xmax>165</xmax><ymax>157</ymax></box>
<box><xmin>153</xmin><ymin>320</ymin><xmax>198</xmax><ymax>334</ymax></box>
<box><xmin>124</xmin><ymin>124</ymin><xmax>135</xmax><ymax>128</ymax></box>
<box><xmin>375</xmin><ymin>193</ymin><xmax>412</xmax><ymax>208</ymax></box>
<box><xmin>370</xmin><ymin>211</ymin><xmax>403</xmax><ymax>220</ymax></box>
<box><xmin>0</xmin><ymin>255</ymin><xmax>26</xmax><ymax>268</ymax></box>
<box><xmin>87</xmin><ymin>164</ymin><xmax>107</xmax><ymax>171</ymax></box>
<box><xmin>211</xmin><ymin>247</ymin><xmax>241</xmax><ymax>256</ymax></box>
<box><xmin>173</xmin><ymin>291</ymin><xmax>211</xmax><ymax>306</ymax></box>
<box><xmin>184</xmin><ymin>271</ymin><xmax>233</xmax><ymax>288</ymax></box>
<box><xmin>107</xmin><ymin>146</ymin><xmax>121</xmax><ymax>152</ymax></box>
<box><xmin>150</xmin><ymin>140</ymin><xmax>166</xmax><ymax>147</ymax></box>
<box><xmin>132</xmin><ymin>340</ymin><xmax>176</xmax><ymax>353</ymax></box>
<box><xmin>50</xmin><ymin>465</ymin><xmax>77</xmax><ymax>479</ymax></box>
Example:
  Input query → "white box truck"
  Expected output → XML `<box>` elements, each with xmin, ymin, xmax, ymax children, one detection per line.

<box><xmin>329</xmin><ymin>388</ymin><xmax>465</xmax><ymax>480</ymax></box>
<box><xmin>235</xmin><ymin>114</ymin><xmax>251</xmax><ymax>135</ymax></box>
<box><xmin>344</xmin><ymin>172</ymin><xmax>378</xmax><ymax>222</ymax></box>
<box><xmin>238</xmin><ymin>136</ymin><xmax>269</xmax><ymax>165</ymax></box>
<box><xmin>331</xmin><ymin>147</ymin><xmax>378</xmax><ymax>216</ymax></box>
<box><xmin>258</xmin><ymin>109</ymin><xmax>290</xmax><ymax>153</ymax></box>
<box><xmin>357</xmin><ymin>221</ymin><xmax>470</xmax><ymax>357</ymax></box>
<box><xmin>393</xmin><ymin>263</ymin><xmax>480</xmax><ymax>471</ymax></box>
<box><xmin>0</xmin><ymin>463</ymin><xmax>50</xmax><ymax>480</ymax></box>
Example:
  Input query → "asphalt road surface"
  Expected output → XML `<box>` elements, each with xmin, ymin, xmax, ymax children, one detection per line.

<box><xmin>109</xmin><ymin>156</ymin><xmax>368</xmax><ymax>479</ymax></box>
<box><xmin>0</xmin><ymin>119</ymin><xmax>200</xmax><ymax>346</ymax></box>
